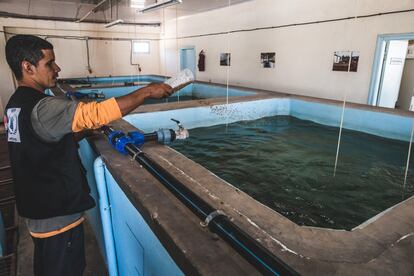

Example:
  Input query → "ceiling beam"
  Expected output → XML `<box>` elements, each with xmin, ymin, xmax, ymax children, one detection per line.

<box><xmin>0</xmin><ymin>11</ymin><xmax>161</xmax><ymax>27</ymax></box>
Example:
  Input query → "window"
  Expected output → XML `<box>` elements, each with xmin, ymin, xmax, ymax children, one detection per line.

<box><xmin>133</xmin><ymin>41</ymin><xmax>150</xmax><ymax>54</ymax></box>
<box><xmin>130</xmin><ymin>0</ymin><xmax>145</xmax><ymax>9</ymax></box>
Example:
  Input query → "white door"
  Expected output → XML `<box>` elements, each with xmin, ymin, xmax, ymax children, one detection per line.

<box><xmin>377</xmin><ymin>40</ymin><xmax>409</xmax><ymax>108</ymax></box>
<box><xmin>180</xmin><ymin>48</ymin><xmax>196</xmax><ymax>77</ymax></box>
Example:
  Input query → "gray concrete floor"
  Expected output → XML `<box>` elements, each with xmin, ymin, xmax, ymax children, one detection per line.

<box><xmin>17</xmin><ymin>218</ymin><xmax>108</xmax><ymax>276</ymax></box>
<box><xmin>0</xmin><ymin>127</ymin><xmax>107</xmax><ymax>276</ymax></box>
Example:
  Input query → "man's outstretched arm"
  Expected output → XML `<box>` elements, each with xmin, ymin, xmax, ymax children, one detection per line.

<box><xmin>116</xmin><ymin>83</ymin><xmax>172</xmax><ymax>115</ymax></box>
<box><xmin>31</xmin><ymin>83</ymin><xmax>173</xmax><ymax>142</ymax></box>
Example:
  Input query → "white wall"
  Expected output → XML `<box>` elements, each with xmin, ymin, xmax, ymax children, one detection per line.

<box><xmin>161</xmin><ymin>0</ymin><xmax>414</xmax><ymax>105</ymax></box>
<box><xmin>398</xmin><ymin>59</ymin><xmax>414</xmax><ymax>110</ymax></box>
<box><xmin>0</xmin><ymin>18</ymin><xmax>162</xmax><ymax>114</ymax></box>
<box><xmin>2</xmin><ymin>1</ymin><xmax>413</xmax><ymax>110</ymax></box>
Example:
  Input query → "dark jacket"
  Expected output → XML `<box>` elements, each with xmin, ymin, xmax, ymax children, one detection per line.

<box><xmin>5</xmin><ymin>86</ymin><xmax>95</xmax><ymax>219</ymax></box>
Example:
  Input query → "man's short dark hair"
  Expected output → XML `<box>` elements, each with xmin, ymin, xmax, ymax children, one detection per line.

<box><xmin>5</xmin><ymin>35</ymin><xmax>53</xmax><ymax>80</ymax></box>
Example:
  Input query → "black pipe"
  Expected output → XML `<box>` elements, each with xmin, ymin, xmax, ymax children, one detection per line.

<box><xmin>143</xmin><ymin>130</ymin><xmax>176</xmax><ymax>144</ymax></box>
<box><xmin>143</xmin><ymin>132</ymin><xmax>158</xmax><ymax>142</ymax></box>
<box><xmin>102</xmin><ymin>126</ymin><xmax>299</xmax><ymax>275</ymax></box>
<box><xmin>175</xmin><ymin>8</ymin><xmax>414</xmax><ymax>40</ymax></box>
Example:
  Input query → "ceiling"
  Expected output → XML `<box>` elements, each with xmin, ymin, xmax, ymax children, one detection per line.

<box><xmin>0</xmin><ymin>0</ymin><xmax>252</xmax><ymax>25</ymax></box>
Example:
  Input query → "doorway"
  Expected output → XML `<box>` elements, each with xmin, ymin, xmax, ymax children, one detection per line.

<box><xmin>179</xmin><ymin>46</ymin><xmax>196</xmax><ymax>77</ymax></box>
<box><xmin>368</xmin><ymin>33</ymin><xmax>414</xmax><ymax>110</ymax></box>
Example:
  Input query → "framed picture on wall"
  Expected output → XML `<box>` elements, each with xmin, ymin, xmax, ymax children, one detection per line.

<box><xmin>349</xmin><ymin>51</ymin><xmax>360</xmax><ymax>72</ymax></box>
<box><xmin>332</xmin><ymin>51</ymin><xmax>360</xmax><ymax>72</ymax></box>
<box><xmin>261</xmin><ymin>52</ymin><xmax>275</xmax><ymax>68</ymax></box>
<box><xmin>332</xmin><ymin>51</ymin><xmax>351</xmax><ymax>72</ymax></box>
<box><xmin>220</xmin><ymin>53</ymin><xmax>231</xmax><ymax>66</ymax></box>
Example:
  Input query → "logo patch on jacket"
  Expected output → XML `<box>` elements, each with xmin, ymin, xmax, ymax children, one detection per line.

<box><xmin>6</xmin><ymin>108</ymin><xmax>21</xmax><ymax>143</ymax></box>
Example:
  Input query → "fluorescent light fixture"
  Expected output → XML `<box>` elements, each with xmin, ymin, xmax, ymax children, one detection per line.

<box><xmin>140</xmin><ymin>0</ymin><xmax>182</xmax><ymax>13</ymax></box>
<box><xmin>77</xmin><ymin>0</ymin><xmax>108</xmax><ymax>22</ymax></box>
<box><xmin>104</xmin><ymin>19</ymin><xmax>124</xmax><ymax>28</ymax></box>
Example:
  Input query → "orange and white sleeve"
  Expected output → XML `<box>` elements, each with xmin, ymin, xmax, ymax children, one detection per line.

<box><xmin>72</xmin><ymin>97</ymin><xmax>122</xmax><ymax>132</ymax></box>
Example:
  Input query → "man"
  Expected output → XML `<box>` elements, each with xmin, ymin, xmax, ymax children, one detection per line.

<box><xmin>4</xmin><ymin>34</ymin><xmax>173</xmax><ymax>276</ymax></box>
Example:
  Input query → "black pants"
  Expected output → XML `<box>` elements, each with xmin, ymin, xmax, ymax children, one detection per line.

<box><xmin>32</xmin><ymin>223</ymin><xmax>86</xmax><ymax>276</ymax></box>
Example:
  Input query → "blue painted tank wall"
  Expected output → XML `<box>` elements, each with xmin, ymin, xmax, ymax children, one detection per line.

<box><xmin>67</xmin><ymin>75</ymin><xmax>164</xmax><ymax>84</ymax></box>
<box><xmin>78</xmin><ymin>140</ymin><xmax>106</xmax><ymax>262</ymax></box>
<box><xmin>124</xmin><ymin>98</ymin><xmax>290</xmax><ymax>133</ymax></box>
<box><xmin>104</xmin><ymin>167</ymin><xmax>183</xmax><ymax>276</ymax></box>
<box><xmin>78</xmin><ymin>83</ymin><xmax>256</xmax><ymax>99</ymax></box>
<box><xmin>78</xmin><ymin>139</ymin><xmax>183</xmax><ymax>275</ymax></box>
<box><xmin>78</xmin><ymin>86</ymin><xmax>143</xmax><ymax>99</ymax></box>
<box><xmin>290</xmin><ymin>99</ymin><xmax>413</xmax><ymax>141</ymax></box>
<box><xmin>125</xmin><ymin>98</ymin><xmax>413</xmax><ymax>141</ymax></box>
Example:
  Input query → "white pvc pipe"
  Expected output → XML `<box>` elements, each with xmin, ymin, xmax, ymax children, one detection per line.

<box><xmin>94</xmin><ymin>157</ymin><xmax>118</xmax><ymax>276</ymax></box>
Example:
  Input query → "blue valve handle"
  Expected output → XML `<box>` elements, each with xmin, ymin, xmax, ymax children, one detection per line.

<box><xmin>108</xmin><ymin>130</ymin><xmax>145</xmax><ymax>155</ymax></box>
<box><xmin>128</xmin><ymin>131</ymin><xmax>145</xmax><ymax>147</ymax></box>
<box><xmin>108</xmin><ymin>131</ymin><xmax>131</xmax><ymax>155</ymax></box>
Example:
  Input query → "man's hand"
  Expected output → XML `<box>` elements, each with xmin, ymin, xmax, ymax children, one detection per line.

<box><xmin>147</xmin><ymin>83</ymin><xmax>173</xmax><ymax>99</ymax></box>
<box><xmin>116</xmin><ymin>83</ymin><xmax>174</xmax><ymax>116</ymax></box>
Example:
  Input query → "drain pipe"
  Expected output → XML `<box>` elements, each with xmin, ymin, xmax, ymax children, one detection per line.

<box><xmin>101</xmin><ymin>125</ymin><xmax>299</xmax><ymax>276</ymax></box>
<box><xmin>94</xmin><ymin>157</ymin><xmax>118</xmax><ymax>276</ymax></box>
<box><xmin>85</xmin><ymin>37</ymin><xmax>92</xmax><ymax>74</ymax></box>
